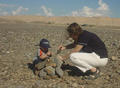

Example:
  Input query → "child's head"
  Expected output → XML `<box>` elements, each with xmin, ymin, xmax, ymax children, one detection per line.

<box><xmin>39</xmin><ymin>38</ymin><xmax>51</xmax><ymax>50</ymax></box>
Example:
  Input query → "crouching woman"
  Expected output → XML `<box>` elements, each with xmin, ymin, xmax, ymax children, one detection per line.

<box><xmin>58</xmin><ymin>23</ymin><xmax>108</xmax><ymax>79</ymax></box>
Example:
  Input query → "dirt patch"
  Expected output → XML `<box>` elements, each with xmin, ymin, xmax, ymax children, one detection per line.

<box><xmin>0</xmin><ymin>23</ymin><xmax>120</xmax><ymax>88</ymax></box>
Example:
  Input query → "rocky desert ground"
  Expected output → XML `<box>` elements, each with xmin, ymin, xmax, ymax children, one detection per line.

<box><xmin>0</xmin><ymin>17</ymin><xmax>120</xmax><ymax>88</ymax></box>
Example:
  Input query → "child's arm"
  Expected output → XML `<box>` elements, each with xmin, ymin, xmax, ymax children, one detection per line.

<box><xmin>46</xmin><ymin>51</ymin><xmax>52</xmax><ymax>57</ymax></box>
<box><xmin>39</xmin><ymin>54</ymin><xmax>49</xmax><ymax>60</ymax></box>
<box><xmin>39</xmin><ymin>51</ymin><xmax>52</xmax><ymax>60</ymax></box>
<box><xmin>37</xmin><ymin>49</ymin><xmax>48</xmax><ymax>60</ymax></box>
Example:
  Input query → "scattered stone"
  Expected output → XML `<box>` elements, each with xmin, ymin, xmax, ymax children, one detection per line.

<box><xmin>55</xmin><ymin>83</ymin><xmax>68</xmax><ymax>88</ymax></box>
<box><xmin>6</xmin><ymin>51</ymin><xmax>10</xmax><ymax>54</ymax></box>
<box><xmin>116</xmin><ymin>70</ymin><xmax>120</xmax><ymax>74</ymax></box>
<box><xmin>55</xmin><ymin>67</ymin><xmax>64</xmax><ymax>77</ymax></box>
<box><xmin>80</xmin><ymin>85</ymin><xmax>85</xmax><ymax>88</ymax></box>
<box><xmin>1</xmin><ymin>22</ymin><xmax>120</xmax><ymax>88</ymax></box>
<box><xmin>54</xmin><ymin>56</ymin><xmax>63</xmax><ymax>67</ymax></box>
<box><xmin>0</xmin><ymin>70</ymin><xmax>8</xmax><ymax>75</ymax></box>
<box><xmin>38</xmin><ymin>69</ymin><xmax>47</xmax><ymax>77</ymax></box>
<box><xmin>44</xmin><ymin>66</ymin><xmax>55</xmax><ymax>76</ymax></box>
<box><xmin>32</xmin><ymin>82</ymin><xmax>39</xmax><ymax>88</ymax></box>
<box><xmin>34</xmin><ymin>55</ymin><xmax>64</xmax><ymax>78</ymax></box>
<box><xmin>72</xmin><ymin>83</ymin><xmax>78</xmax><ymax>88</ymax></box>
<box><xmin>16</xmin><ymin>85</ymin><xmax>25</xmax><ymax>88</ymax></box>
<box><xmin>118</xmin><ymin>47</ymin><xmax>120</xmax><ymax>50</ymax></box>
<box><xmin>35</xmin><ymin>60</ymin><xmax>47</xmax><ymax>70</ymax></box>
<box><xmin>111</xmin><ymin>56</ymin><xmax>118</xmax><ymax>61</ymax></box>
<box><xmin>45</xmin><ymin>59</ymin><xmax>56</xmax><ymax>67</ymax></box>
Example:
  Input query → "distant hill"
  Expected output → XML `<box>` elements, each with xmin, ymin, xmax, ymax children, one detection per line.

<box><xmin>0</xmin><ymin>16</ymin><xmax>120</xmax><ymax>26</ymax></box>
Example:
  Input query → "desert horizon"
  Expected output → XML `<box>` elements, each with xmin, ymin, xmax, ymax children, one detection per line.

<box><xmin>0</xmin><ymin>16</ymin><xmax>120</xmax><ymax>27</ymax></box>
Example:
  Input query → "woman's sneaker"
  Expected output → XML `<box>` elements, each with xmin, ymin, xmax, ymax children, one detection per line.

<box><xmin>83</xmin><ymin>68</ymin><xmax>101</xmax><ymax>80</ymax></box>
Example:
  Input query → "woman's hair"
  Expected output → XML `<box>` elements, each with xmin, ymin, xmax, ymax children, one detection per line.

<box><xmin>66</xmin><ymin>22</ymin><xmax>83</xmax><ymax>36</ymax></box>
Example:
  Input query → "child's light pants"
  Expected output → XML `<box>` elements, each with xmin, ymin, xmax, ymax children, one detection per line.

<box><xmin>70</xmin><ymin>52</ymin><xmax>108</xmax><ymax>72</ymax></box>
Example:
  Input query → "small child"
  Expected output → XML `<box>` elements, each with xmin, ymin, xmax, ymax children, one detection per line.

<box><xmin>32</xmin><ymin>39</ymin><xmax>64</xmax><ymax>77</ymax></box>
<box><xmin>33</xmin><ymin>38</ymin><xmax>52</xmax><ymax>66</ymax></box>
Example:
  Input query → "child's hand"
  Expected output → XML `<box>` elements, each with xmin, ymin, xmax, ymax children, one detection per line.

<box><xmin>46</xmin><ymin>51</ymin><xmax>52</xmax><ymax>57</ymax></box>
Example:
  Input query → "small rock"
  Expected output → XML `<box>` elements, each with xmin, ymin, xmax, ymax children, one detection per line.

<box><xmin>35</xmin><ymin>60</ymin><xmax>47</xmax><ymax>70</ymax></box>
<box><xmin>48</xmin><ymin>83</ymin><xmax>53</xmax><ymax>88</ymax></box>
<box><xmin>112</xmin><ymin>43</ymin><xmax>117</xmax><ymax>46</ymax></box>
<box><xmin>72</xmin><ymin>83</ymin><xmax>78</xmax><ymax>88</ymax></box>
<box><xmin>105</xmin><ymin>75</ymin><xmax>111</xmax><ymax>80</ymax></box>
<box><xmin>56</xmin><ymin>83</ymin><xmax>68</xmax><ymax>88</ymax></box>
<box><xmin>55</xmin><ymin>67</ymin><xmax>64</xmax><ymax>77</ymax></box>
<box><xmin>116</xmin><ymin>70</ymin><xmax>120</xmax><ymax>74</ymax></box>
<box><xmin>38</xmin><ymin>69</ymin><xmax>47</xmax><ymax>77</ymax></box>
<box><xmin>45</xmin><ymin>59</ymin><xmax>56</xmax><ymax>67</ymax></box>
<box><xmin>10</xmin><ymin>51</ymin><xmax>14</xmax><ymax>53</ymax></box>
<box><xmin>32</xmin><ymin>80</ymin><xmax>46</xmax><ymax>88</ymax></box>
<box><xmin>6</xmin><ymin>51</ymin><xmax>10</xmax><ymax>54</ymax></box>
<box><xmin>44</xmin><ymin>66</ymin><xmax>55</xmax><ymax>76</ymax></box>
<box><xmin>32</xmin><ymin>83</ymin><xmax>39</xmax><ymax>88</ymax></box>
<box><xmin>80</xmin><ymin>85</ymin><xmax>85</xmax><ymax>88</ymax></box>
<box><xmin>17</xmin><ymin>85</ymin><xmax>25</xmax><ymax>88</ymax></box>
<box><xmin>54</xmin><ymin>57</ymin><xmax>63</xmax><ymax>67</ymax></box>
<box><xmin>118</xmin><ymin>47</ymin><xmax>120</xmax><ymax>50</ymax></box>
<box><xmin>111</xmin><ymin>56</ymin><xmax>118</xmax><ymax>61</ymax></box>
<box><xmin>0</xmin><ymin>70</ymin><xmax>8</xmax><ymax>75</ymax></box>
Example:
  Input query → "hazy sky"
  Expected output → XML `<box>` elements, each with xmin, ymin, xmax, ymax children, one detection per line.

<box><xmin>0</xmin><ymin>0</ymin><xmax>119</xmax><ymax>18</ymax></box>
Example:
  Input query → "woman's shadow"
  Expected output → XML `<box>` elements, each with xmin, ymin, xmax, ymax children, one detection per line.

<box><xmin>27</xmin><ymin>61</ymin><xmax>85</xmax><ymax>76</ymax></box>
<box><xmin>61</xmin><ymin>64</ymin><xmax>85</xmax><ymax>76</ymax></box>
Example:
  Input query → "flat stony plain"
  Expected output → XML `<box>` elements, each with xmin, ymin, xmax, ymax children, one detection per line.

<box><xmin>0</xmin><ymin>21</ymin><xmax>120</xmax><ymax>88</ymax></box>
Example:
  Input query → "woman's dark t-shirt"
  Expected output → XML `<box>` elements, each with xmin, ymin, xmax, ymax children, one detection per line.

<box><xmin>76</xmin><ymin>30</ymin><xmax>108</xmax><ymax>58</ymax></box>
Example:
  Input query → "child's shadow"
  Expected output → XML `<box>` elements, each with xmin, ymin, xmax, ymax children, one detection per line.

<box><xmin>27</xmin><ymin>59</ymin><xmax>40</xmax><ymax>74</ymax></box>
<box><xmin>61</xmin><ymin>64</ymin><xmax>85</xmax><ymax>76</ymax></box>
<box><xmin>27</xmin><ymin>62</ymin><xmax>36</xmax><ymax>74</ymax></box>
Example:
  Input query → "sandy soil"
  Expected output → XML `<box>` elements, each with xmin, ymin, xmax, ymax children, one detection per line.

<box><xmin>0</xmin><ymin>22</ymin><xmax>120</xmax><ymax>88</ymax></box>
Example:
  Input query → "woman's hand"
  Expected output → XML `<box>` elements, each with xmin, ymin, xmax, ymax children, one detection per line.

<box><xmin>57</xmin><ymin>55</ymin><xmax>64</xmax><ymax>61</ymax></box>
<box><xmin>58</xmin><ymin>45</ymin><xmax>66</xmax><ymax>51</ymax></box>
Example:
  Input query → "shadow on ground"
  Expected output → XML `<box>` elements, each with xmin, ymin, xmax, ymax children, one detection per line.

<box><xmin>61</xmin><ymin>64</ymin><xmax>85</xmax><ymax>76</ymax></box>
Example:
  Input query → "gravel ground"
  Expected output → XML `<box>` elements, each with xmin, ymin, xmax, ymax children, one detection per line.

<box><xmin>0</xmin><ymin>22</ymin><xmax>120</xmax><ymax>88</ymax></box>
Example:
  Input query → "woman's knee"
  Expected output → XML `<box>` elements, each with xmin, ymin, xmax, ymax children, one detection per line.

<box><xmin>70</xmin><ymin>53</ymin><xmax>78</xmax><ymax>61</ymax></box>
<box><xmin>99</xmin><ymin>58</ymin><xmax>108</xmax><ymax>67</ymax></box>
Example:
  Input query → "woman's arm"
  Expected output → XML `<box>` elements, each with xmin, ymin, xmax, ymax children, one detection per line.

<box><xmin>60</xmin><ymin>44</ymin><xmax>83</xmax><ymax>60</ymax></box>
<box><xmin>65</xmin><ymin>43</ymin><xmax>76</xmax><ymax>49</ymax></box>
<box><xmin>58</xmin><ymin>43</ymin><xmax>75</xmax><ymax>51</ymax></box>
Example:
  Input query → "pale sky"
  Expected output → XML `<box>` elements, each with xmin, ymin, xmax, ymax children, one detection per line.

<box><xmin>0</xmin><ymin>0</ymin><xmax>119</xmax><ymax>18</ymax></box>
